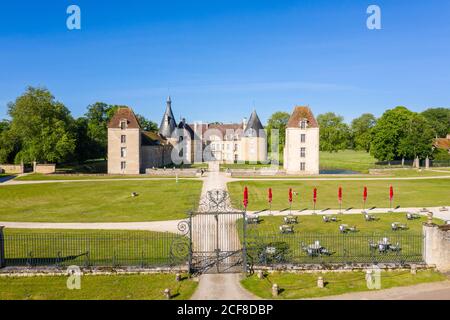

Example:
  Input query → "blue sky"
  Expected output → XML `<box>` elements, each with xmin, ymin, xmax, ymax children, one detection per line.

<box><xmin>0</xmin><ymin>0</ymin><xmax>449</xmax><ymax>124</ymax></box>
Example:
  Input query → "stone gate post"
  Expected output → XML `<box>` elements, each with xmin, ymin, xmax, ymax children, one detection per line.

<box><xmin>423</xmin><ymin>223</ymin><xmax>450</xmax><ymax>272</ymax></box>
<box><xmin>0</xmin><ymin>226</ymin><xmax>5</xmax><ymax>268</ymax></box>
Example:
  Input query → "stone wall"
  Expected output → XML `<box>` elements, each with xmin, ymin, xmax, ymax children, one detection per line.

<box><xmin>0</xmin><ymin>164</ymin><xmax>24</xmax><ymax>174</ymax></box>
<box><xmin>33</xmin><ymin>163</ymin><xmax>56</xmax><ymax>174</ymax></box>
<box><xmin>423</xmin><ymin>223</ymin><xmax>450</xmax><ymax>272</ymax></box>
<box><xmin>145</xmin><ymin>167</ymin><xmax>200</xmax><ymax>177</ymax></box>
<box><xmin>141</xmin><ymin>145</ymin><xmax>173</xmax><ymax>170</ymax></box>
<box><xmin>229</xmin><ymin>168</ymin><xmax>286</xmax><ymax>177</ymax></box>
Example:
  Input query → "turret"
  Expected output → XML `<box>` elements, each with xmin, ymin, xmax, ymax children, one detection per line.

<box><xmin>159</xmin><ymin>96</ymin><xmax>177</xmax><ymax>138</ymax></box>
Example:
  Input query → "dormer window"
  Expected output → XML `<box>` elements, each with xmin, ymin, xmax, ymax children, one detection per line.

<box><xmin>300</xmin><ymin>119</ymin><xmax>308</xmax><ymax>129</ymax></box>
<box><xmin>120</xmin><ymin>120</ymin><xmax>127</xmax><ymax>130</ymax></box>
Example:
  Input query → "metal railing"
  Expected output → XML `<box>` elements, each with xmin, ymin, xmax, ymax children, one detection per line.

<box><xmin>246</xmin><ymin>231</ymin><xmax>424</xmax><ymax>266</ymax></box>
<box><xmin>2</xmin><ymin>231</ymin><xmax>189</xmax><ymax>268</ymax></box>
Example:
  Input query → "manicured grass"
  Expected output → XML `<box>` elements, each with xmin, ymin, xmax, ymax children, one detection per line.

<box><xmin>246</xmin><ymin>213</ymin><xmax>441</xmax><ymax>235</ymax></box>
<box><xmin>3</xmin><ymin>229</ymin><xmax>187</xmax><ymax>267</ymax></box>
<box><xmin>0</xmin><ymin>180</ymin><xmax>202</xmax><ymax>222</ymax></box>
<box><xmin>240</xmin><ymin>213</ymin><xmax>440</xmax><ymax>265</ymax></box>
<box><xmin>320</xmin><ymin>150</ymin><xmax>377</xmax><ymax>173</ymax></box>
<box><xmin>228</xmin><ymin>178</ymin><xmax>450</xmax><ymax>211</ymax></box>
<box><xmin>241</xmin><ymin>270</ymin><xmax>447</xmax><ymax>299</ymax></box>
<box><xmin>14</xmin><ymin>173</ymin><xmax>191</xmax><ymax>181</ymax></box>
<box><xmin>0</xmin><ymin>274</ymin><xmax>197</xmax><ymax>300</ymax></box>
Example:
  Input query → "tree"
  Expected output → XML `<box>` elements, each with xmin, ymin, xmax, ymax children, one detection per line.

<box><xmin>317</xmin><ymin>112</ymin><xmax>350</xmax><ymax>152</ymax></box>
<box><xmin>398</xmin><ymin>113</ymin><xmax>435</xmax><ymax>159</ymax></box>
<box><xmin>136</xmin><ymin>114</ymin><xmax>158</xmax><ymax>132</ymax></box>
<box><xmin>84</xmin><ymin>102</ymin><xmax>118</xmax><ymax>160</ymax></box>
<box><xmin>8</xmin><ymin>87</ymin><xmax>76</xmax><ymax>163</ymax></box>
<box><xmin>371</xmin><ymin>106</ymin><xmax>435</xmax><ymax>161</ymax></box>
<box><xmin>421</xmin><ymin>108</ymin><xmax>450</xmax><ymax>138</ymax></box>
<box><xmin>0</xmin><ymin>119</ymin><xmax>10</xmax><ymax>133</ymax></box>
<box><xmin>351</xmin><ymin>113</ymin><xmax>377</xmax><ymax>152</ymax></box>
<box><xmin>266</xmin><ymin>112</ymin><xmax>290</xmax><ymax>154</ymax></box>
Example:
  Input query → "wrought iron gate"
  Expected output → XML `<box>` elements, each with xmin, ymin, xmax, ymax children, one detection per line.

<box><xmin>178</xmin><ymin>190</ymin><xmax>247</xmax><ymax>275</ymax></box>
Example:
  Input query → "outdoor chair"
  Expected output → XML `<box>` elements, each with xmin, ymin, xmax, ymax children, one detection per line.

<box><xmin>339</xmin><ymin>224</ymin><xmax>357</xmax><ymax>233</ymax></box>
<box><xmin>389</xmin><ymin>243</ymin><xmax>402</xmax><ymax>252</ymax></box>
<box><xmin>246</xmin><ymin>215</ymin><xmax>260</xmax><ymax>225</ymax></box>
<box><xmin>364</xmin><ymin>214</ymin><xmax>376</xmax><ymax>221</ymax></box>
<box><xmin>284</xmin><ymin>215</ymin><xmax>298</xmax><ymax>224</ymax></box>
<box><xmin>323</xmin><ymin>215</ymin><xmax>337</xmax><ymax>223</ymax></box>
<box><xmin>406</xmin><ymin>212</ymin><xmax>420</xmax><ymax>220</ymax></box>
<box><xmin>368</xmin><ymin>241</ymin><xmax>378</xmax><ymax>250</ymax></box>
<box><xmin>279</xmin><ymin>225</ymin><xmax>294</xmax><ymax>234</ymax></box>
<box><xmin>391</xmin><ymin>222</ymin><xmax>408</xmax><ymax>231</ymax></box>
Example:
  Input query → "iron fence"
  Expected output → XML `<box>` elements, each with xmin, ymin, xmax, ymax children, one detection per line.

<box><xmin>2</xmin><ymin>231</ymin><xmax>189</xmax><ymax>268</ymax></box>
<box><xmin>246</xmin><ymin>231</ymin><xmax>424</xmax><ymax>266</ymax></box>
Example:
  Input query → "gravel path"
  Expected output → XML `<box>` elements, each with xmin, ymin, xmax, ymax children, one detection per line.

<box><xmin>249</xmin><ymin>207</ymin><xmax>450</xmax><ymax>222</ymax></box>
<box><xmin>191</xmin><ymin>273</ymin><xmax>258</xmax><ymax>300</ymax></box>
<box><xmin>0</xmin><ymin>220</ymin><xmax>182</xmax><ymax>233</ymax></box>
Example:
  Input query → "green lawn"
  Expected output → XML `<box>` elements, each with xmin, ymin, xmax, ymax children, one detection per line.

<box><xmin>246</xmin><ymin>213</ymin><xmax>441</xmax><ymax>235</ymax></box>
<box><xmin>241</xmin><ymin>213</ymin><xmax>439</xmax><ymax>265</ymax></box>
<box><xmin>3</xmin><ymin>229</ymin><xmax>187</xmax><ymax>267</ymax></box>
<box><xmin>0</xmin><ymin>180</ymin><xmax>202</xmax><ymax>222</ymax></box>
<box><xmin>241</xmin><ymin>270</ymin><xmax>447</xmax><ymax>299</ymax></box>
<box><xmin>0</xmin><ymin>274</ymin><xmax>197</xmax><ymax>300</ymax></box>
<box><xmin>14</xmin><ymin>173</ymin><xmax>192</xmax><ymax>181</ymax></box>
<box><xmin>320</xmin><ymin>150</ymin><xmax>377</xmax><ymax>173</ymax></box>
<box><xmin>228</xmin><ymin>178</ymin><xmax>450</xmax><ymax>211</ymax></box>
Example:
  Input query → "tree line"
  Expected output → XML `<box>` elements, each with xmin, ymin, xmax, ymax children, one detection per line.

<box><xmin>267</xmin><ymin>107</ymin><xmax>450</xmax><ymax>161</ymax></box>
<box><xmin>0</xmin><ymin>87</ymin><xmax>157</xmax><ymax>164</ymax></box>
<box><xmin>1</xmin><ymin>86</ymin><xmax>449</xmax><ymax>165</ymax></box>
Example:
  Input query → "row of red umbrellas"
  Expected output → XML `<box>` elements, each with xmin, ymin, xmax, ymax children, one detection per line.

<box><xmin>242</xmin><ymin>186</ymin><xmax>394</xmax><ymax>208</ymax></box>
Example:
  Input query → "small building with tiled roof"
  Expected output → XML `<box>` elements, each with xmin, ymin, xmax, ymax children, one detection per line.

<box><xmin>284</xmin><ymin>106</ymin><xmax>320</xmax><ymax>175</ymax></box>
<box><xmin>107</xmin><ymin>106</ymin><xmax>173</xmax><ymax>174</ymax></box>
<box><xmin>433</xmin><ymin>134</ymin><xmax>450</xmax><ymax>154</ymax></box>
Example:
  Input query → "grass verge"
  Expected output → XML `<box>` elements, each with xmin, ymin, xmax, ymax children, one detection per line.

<box><xmin>241</xmin><ymin>270</ymin><xmax>447</xmax><ymax>299</ymax></box>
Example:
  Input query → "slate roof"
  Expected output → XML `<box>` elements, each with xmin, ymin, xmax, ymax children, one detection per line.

<box><xmin>244</xmin><ymin>110</ymin><xmax>265</xmax><ymax>137</ymax></box>
<box><xmin>141</xmin><ymin>131</ymin><xmax>168</xmax><ymax>146</ymax></box>
<box><xmin>286</xmin><ymin>106</ymin><xmax>319</xmax><ymax>128</ymax></box>
<box><xmin>159</xmin><ymin>97</ymin><xmax>177</xmax><ymax>138</ymax></box>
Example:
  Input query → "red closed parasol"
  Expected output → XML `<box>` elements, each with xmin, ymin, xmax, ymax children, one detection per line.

<box><xmin>243</xmin><ymin>186</ymin><xmax>248</xmax><ymax>208</ymax></box>
<box><xmin>313</xmin><ymin>188</ymin><xmax>317</xmax><ymax>204</ymax></box>
<box><xmin>268</xmin><ymin>188</ymin><xmax>273</xmax><ymax>203</ymax></box>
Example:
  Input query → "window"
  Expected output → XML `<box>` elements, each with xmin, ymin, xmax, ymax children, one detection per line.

<box><xmin>300</xmin><ymin>119</ymin><xmax>307</xmax><ymax>129</ymax></box>
<box><xmin>121</xmin><ymin>161</ymin><xmax>126</xmax><ymax>170</ymax></box>
<box><xmin>120</xmin><ymin>120</ymin><xmax>127</xmax><ymax>130</ymax></box>
<box><xmin>121</xmin><ymin>147</ymin><xmax>127</xmax><ymax>158</ymax></box>
<box><xmin>300</xmin><ymin>147</ymin><xmax>306</xmax><ymax>158</ymax></box>
<box><xmin>300</xmin><ymin>134</ymin><xmax>306</xmax><ymax>143</ymax></box>
<box><xmin>300</xmin><ymin>162</ymin><xmax>306</xmax><ymax>171</ymax></box>
<box><xmin>121</xmin><ymin>135</ymin><xmax>126</xmax><ymax>143</ymax></box>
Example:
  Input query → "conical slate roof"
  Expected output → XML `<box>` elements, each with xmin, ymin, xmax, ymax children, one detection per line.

<box><xmin>159</xmin><ymin>97</ymin><xmax>177</xmax><ymax>138</ymax></box>
<box><xmin>244</xmin><ymin>110</ymin><xmax>265</xmax><ymax>137</ymax></box>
